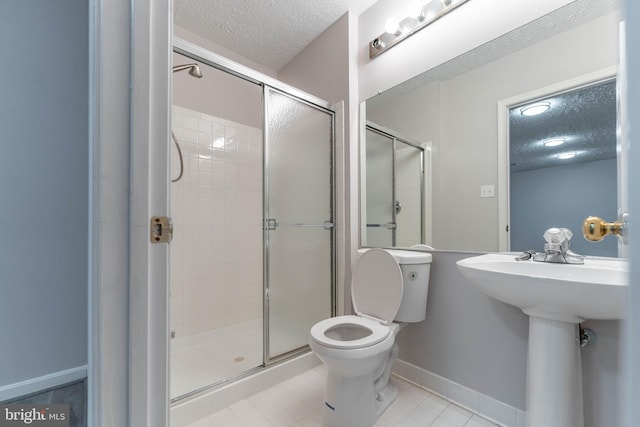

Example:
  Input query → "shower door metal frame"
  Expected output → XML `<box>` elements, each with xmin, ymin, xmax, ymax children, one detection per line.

<box><xmin>170</xmin><ymin>37</ymin><xmax>336</xmax><ymax>401</ymax></box>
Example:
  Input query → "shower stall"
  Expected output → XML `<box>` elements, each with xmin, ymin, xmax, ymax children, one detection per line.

<box><xmin>169</xmin><ymin>40</ymin><xmax>335</xmax><ymax>402</ymax></box>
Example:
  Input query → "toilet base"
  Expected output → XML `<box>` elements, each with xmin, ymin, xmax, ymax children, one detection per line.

<box><xmin>322</xmin><ymin>372</ymin><xmax>397</xmax><ymax>427</ymax></box>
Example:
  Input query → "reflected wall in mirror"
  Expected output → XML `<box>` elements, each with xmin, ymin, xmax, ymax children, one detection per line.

<box><xmin>362</xmin><ymin>0</ymin><xmax>621</xmax><ymax>252</ymax></box>
<box><xmin>506</xmin><ymin>78</ymin><xmax>618</xmax><ymax>257</ymax></box>
<box><xmin>362</xmin><ymin>123</ymin><xmax>431</xmax><ymax>248</ymax></box>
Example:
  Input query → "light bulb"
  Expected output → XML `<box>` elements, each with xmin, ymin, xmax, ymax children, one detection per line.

<box><xmin>423</xmin><ymin>0</ymin><xmax>445</xmax><ymax>20</ymax></box>
<box><xmin>407</xmin><ymin>0</ymin><xmax>425</xmax><ymax>20</ymax></box>
<box><xmin>385</xmin><ymin>17</ymin><xmax>401</xmax><ymax>35</ymax></box>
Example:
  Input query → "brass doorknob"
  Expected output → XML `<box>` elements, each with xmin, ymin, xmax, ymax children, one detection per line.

<box><xmin>582</xmin><ymin>216</ymin><xmax>624</xmax><ymax>242</ymax></box>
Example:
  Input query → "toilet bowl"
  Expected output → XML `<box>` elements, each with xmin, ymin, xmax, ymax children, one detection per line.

<box><xmin>309</xmin><ymin>248</ymin><xmax>432</xmax><ymax>427</ymax></box>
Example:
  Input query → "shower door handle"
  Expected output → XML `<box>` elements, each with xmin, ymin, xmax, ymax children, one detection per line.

<box><xmin>264</xmin><ymin>219</ymin><xmax>334</xmax><ymax>230</ymax></box>
<box><xmin>366</xmin><ymin>222</ymin><xmax>397</xmax><ymax>229</ymax></box>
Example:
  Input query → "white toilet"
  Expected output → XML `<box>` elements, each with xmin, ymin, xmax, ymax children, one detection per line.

<box><xmin>309</xmin><ymin>248</ymin><xmax>433</xmax><ymax>427</ymax></box>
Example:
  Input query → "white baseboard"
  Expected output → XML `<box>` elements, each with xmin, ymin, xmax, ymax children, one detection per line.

<box><xmin>170</xmin><ymin>352</ymin><xmax>320</xmax><ymax>427</ymax></box>
<box><xmin>393</xmin><ymin>359</ymin><xmax>527</xmax><ymax>427</ymax></box>
<box><xmin>0</xmin><ymin>366</ymin><xmax>87</xmax><ymax>402</ymax></box>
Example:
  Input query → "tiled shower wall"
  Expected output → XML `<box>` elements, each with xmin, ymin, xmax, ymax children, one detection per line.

<box><xmin>170</xmin><ymin>105</ymin><xmax>263</xmax><ymax>339</ymax></box>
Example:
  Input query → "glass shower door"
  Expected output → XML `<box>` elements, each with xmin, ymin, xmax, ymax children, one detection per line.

<box><xmin>264</xmin><ymin>87</ymin><xmax>334</xmax><ymax>361</ymax></box>
<box><xmin>364</xmin><ymin>127</ymin><xmax>395</xmax><ymax>247</ymax></box>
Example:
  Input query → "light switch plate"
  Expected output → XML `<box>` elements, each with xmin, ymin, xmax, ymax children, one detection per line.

<box><xmin>480</xmin><ymin>185</ymin><xmax>495</xmax><ymax>198</ymax></box>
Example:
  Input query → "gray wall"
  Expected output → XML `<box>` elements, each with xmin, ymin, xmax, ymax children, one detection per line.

<box><xmin>397</xmin><ymin>251</ymin><xmax>623</xmax><ymax>426</ymax></box>
<box><xmin>397</xmin><ymin>252</ymin><xmax>529</xmax><ymax>409</ymax></box>
<box><xmin>0</xmin><ymin>1</ymin><xmax>88</xmax><ymax>386</ymax></box>
<box><xmin>278</xmin><ymin>13</ymin><xmax>351</xmax><ymax>106</ymax></box>
<box><xmin>581</xmin><ymin>319</ymin><xmax>623</xmax><ymax>427</ymax></box>
<box><xmin>510</xmin><ymin>159</ymin><xmax>618</xmax><ymax>257</ymax></box>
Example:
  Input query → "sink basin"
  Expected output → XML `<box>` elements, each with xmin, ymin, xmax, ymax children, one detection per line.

<box><xmin>457</xmin><ymin>252</ymin><xmax>628</xmax><ymax>427</ymax></box>
<box><xmin>457</xmin><ymin>252</ymin><xmax>628</xmax><ymax>322</ymax></box>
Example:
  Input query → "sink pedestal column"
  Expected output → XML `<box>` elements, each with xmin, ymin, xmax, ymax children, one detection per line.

<box><xmin>526</xmin><ymin>315</ymin><xmax>584</xmax><ymax>427</ymax></box>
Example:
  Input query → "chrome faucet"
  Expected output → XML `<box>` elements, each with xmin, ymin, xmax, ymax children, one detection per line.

<box><xmin>530</xmin><ymin>227</ymin><xmax>585</xmax><ymax>264</ymax></box>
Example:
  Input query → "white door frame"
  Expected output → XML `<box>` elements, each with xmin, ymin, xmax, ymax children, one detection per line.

<box><xmin>89</xmin><ymin>0</ymin><xmax>171</xmax><ymax>426</ymax></box>
<box><xmin>129</xmin><ymin>0</ymin><xmax>172</xmax><ymax>425</ymax></box>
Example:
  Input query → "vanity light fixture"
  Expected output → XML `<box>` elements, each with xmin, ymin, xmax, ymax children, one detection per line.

<box><xmin>543</xmin><ymin>138</ymin><xmax>566</xmax><ymax>147</ymax></box>
<box><xmin>557</xmin><ymin>152</ymin><xmax>577</xmax><ymax>160</ymax></box>
<box><xmin>520</xmin><ymin>102</ymin><xmax>551</xmax><ymax>116</ymax></box>
<box><xmin>369</xmin><ymin>0</ymin><xmax>471</xmax><ymax>59</ymax></box>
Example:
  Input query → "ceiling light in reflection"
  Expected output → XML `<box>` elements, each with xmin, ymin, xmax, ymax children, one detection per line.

<box><xmin>557</xmin><ymin>152</ymin><xmax>577</xmax><ymax>160</ymax></box>
<box><xmin>520</xmin><ymin>102</ymin><xmax>550</xmax><ymax>116</ymax></box>
<box><xmin>543</xmin><ymin>138</ymin><xmax>566</xmax><ymax>147</ymax></box>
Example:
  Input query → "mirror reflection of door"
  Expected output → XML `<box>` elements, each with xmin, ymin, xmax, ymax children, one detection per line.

<box><xmin>364</xmin><ymin>124</ymin><xmax>427</xmax><ymax>248</ymax></box>
<box><xmin>508</xmin><ymin>78</ymin><xmax>618</xmax><ymax>256</ymax></box>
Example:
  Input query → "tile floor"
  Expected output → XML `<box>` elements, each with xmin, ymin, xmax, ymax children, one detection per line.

<box><xmin>184</xmin><ymin>364</ymin><xmax>499</xmax><ymax>427</ymax></box>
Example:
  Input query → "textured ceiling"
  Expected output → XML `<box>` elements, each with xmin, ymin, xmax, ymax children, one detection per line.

<box><xmin>174</xmin><ymin>0</ymin><xmax>378</xmax><ymax>71</ymax></box>
<box><xmin>509</xmin><ymin>80</ymin><xmax>617</xmax><ymax>172</ymax></box>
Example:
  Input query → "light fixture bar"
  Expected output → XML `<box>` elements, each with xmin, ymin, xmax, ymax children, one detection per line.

<box><xmin>369</xmin><ymin>0</ymin><xmax>471</xmax><ymax>59</ymax></box>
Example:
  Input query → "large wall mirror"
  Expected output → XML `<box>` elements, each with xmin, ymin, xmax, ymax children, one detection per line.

<box><xmin>361</xmin><ymin>0</ymin><xmax>622</xmax><ymax>253</ymax></box>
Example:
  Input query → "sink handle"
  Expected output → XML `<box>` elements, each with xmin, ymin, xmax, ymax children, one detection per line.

<box><xmin>582</xmin><ymin>213</ymin><xmax>628</xmax><ymax>244</ymax></box>
<box><xmin>543</xmin><ymin>227</ymin><xmax>572</xmax><ymax>245</ymax></box>
<box><xmin>515</xmin><ymin>250</ymin><xmax>536</xmax><ymax>261</ymax></box>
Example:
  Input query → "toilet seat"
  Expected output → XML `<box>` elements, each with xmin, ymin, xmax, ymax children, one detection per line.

<box><xmin>310</xmin><ymin>249</ymin><xmax>405</xmax><ymax>350</ymax></box>
<box><xmin>310</xmin><ymin>315</ymin><xmax>391</xmax><ymax>349</ymax></box>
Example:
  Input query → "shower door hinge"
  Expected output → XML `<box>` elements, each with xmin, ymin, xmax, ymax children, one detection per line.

<box><xmin>150</xmin><ymin>216</ymin><xmax>173</xmax><ymax>243</ymax></box>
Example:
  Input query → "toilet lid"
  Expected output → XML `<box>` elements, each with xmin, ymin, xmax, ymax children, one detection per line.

<box><xmin>351</xmin><ymin>249</ymin><xmax>403</xmax><ymax>324</ymax></box>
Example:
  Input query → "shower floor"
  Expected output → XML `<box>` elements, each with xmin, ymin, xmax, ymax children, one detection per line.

<box><xmin>170</xmin><ymin>319</ymin><xmax>263</xmax><ymax>400</ymax></box>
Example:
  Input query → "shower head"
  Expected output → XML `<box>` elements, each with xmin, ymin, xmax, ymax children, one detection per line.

<box><xmin>172</xmin><ymin>63</ymin><xmax>203</xmax><ymax>78</ymax></box>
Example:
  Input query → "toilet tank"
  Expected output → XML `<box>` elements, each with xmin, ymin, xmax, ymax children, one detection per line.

<box><xmin>386</xmin><ymin>249</ymin><xmax>433</xmax><ymax>323</ymax></box>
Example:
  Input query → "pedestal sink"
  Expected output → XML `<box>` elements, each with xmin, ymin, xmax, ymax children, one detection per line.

<box><xmin>456</xmin><ymin>253</ymin><xmax>628</xmax><ymax>427</ymax></box>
